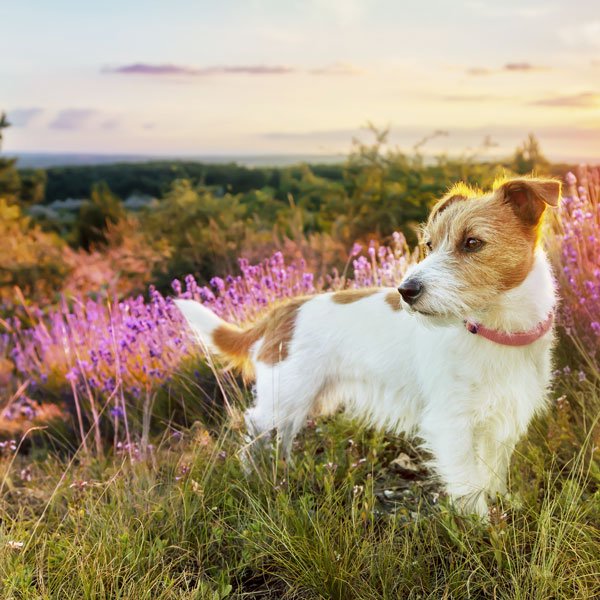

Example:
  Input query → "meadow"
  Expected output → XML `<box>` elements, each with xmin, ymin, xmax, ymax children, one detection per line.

<box><xmin>0</xmin><ymin>132</ymin><xmax>599</xmax><ymax>597</ymax></box>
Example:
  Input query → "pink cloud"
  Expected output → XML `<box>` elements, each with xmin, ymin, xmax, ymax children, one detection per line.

<box><xmin>105</xmin><ymin>63</ymin><xmax>294</xmax><ymax>76</ymax></box>
<box><xmin>532</xmin><ymin>92</ymin><xmax>600</xmax><ymax>108</ymax></box>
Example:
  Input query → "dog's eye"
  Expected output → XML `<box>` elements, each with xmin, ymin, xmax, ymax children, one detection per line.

<box><xmin>425</xmin><ymin>241</ymin><xmax>433</xmax><ymax>252</ymax></box>
<box><xmin>463</xmin><ymin>237</ymin><xmax>484</xmax><ymax>252</ymax></box>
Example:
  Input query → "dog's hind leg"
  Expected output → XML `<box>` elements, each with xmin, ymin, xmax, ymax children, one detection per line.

<box><xmin>244</xmin><ymin>361</ymin><xmax>323</xmax><ymax>458</ymax></box>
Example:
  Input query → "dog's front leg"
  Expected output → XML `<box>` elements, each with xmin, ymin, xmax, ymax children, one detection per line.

<box><xmin>420</xmin><ymin>415</ymin><xmax>490</xmax><ymax>518</ymax></box>
<box><xmin>475</xmin><ymin>428</ymin><xmax>518</xmax><ymax>498</ymax></box>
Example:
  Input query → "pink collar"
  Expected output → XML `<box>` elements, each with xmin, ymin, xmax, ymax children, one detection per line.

<box><xmin>464</xmin><ymin>312</ymin><xmax>554</xmax><ymax>347</ymax></box>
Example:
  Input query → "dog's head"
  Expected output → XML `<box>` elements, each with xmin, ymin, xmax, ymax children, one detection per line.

<box><xmin>398</xmin><ymin>177</ymin><xmax>560</xmax><ymax>319</ymax></box>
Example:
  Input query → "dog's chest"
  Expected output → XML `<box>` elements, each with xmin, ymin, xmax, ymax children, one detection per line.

<box><xmin>416</xmin><ymin>328</ymin><xmax>552</xmax><ymax>421</ymax></box>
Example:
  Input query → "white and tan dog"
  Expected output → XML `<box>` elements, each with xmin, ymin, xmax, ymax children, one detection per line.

<box><xmin>176</xmin><ymin>177</ymin><xmax>560</xmax><ymax>517</ymax></box>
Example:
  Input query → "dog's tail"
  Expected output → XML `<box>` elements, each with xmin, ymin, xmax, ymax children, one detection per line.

<box><xmin>174</xmin><ymin>299</ymin><xmax>259</xmax><ymax>374</ymax></box>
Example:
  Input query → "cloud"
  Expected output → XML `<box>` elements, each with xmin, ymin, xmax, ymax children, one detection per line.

<box><xmin>467</xmin><ymin>62</ymin><xmax>542</xmax><ymax>76</ymax></box>
<box><xmin>49</xmin><ymin>109</ymin><xmax>97</xmax><ymax>130</ymax></box>
<box><xmin>309</xmin><ymin>62</ymin><xmax>361</xmax><ymax>76</ymax></box>
<box><xmin>531</xmin><ymin>92</ymin><xmax>600</xmax><ymax>108</ymax></box>
<box><xmin>108</xmin><ymin>64</ymin><xmax>196</xmax><ymax>76</ymax></box>
<box><xmin>442</xmin><ymin>94</ymin><xmax>498</xmax><ymax>102</ymax></box>
<box><xmin>7</xmin><ymin>108</ymin><xmax>43</xmax><ymax>127</ymax></box>
<box><xmin>504</xmin><ymin>62</ymin><xmax>535</xmax><ymax>71</ymax></box>
<box><xmin>100</xmin><ymin>118</ymin><xmax>120</xmax><ymax>130</ymax></box>
<box><xmin>466</xmin><ymin>67</ymin><xmax>492</xmax><ymax>76</ymax></box>
<box><xmin>105</xmin><ymin>62</ymin><xmax>362</xmax><ymax>78</ymax></box>
<box><xmin>105</xmin><ymin>63</ymin><xmax>295</xmax><ymax>76</ymax></box>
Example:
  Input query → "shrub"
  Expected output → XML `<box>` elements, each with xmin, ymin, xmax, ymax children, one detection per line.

<box><xmin>0</xmin><ymin>199</ymin><xmax>70</xmax><ymax>308</ymax></box>
<box><xmin>4</xmin><ymin>234</ymin><xmax>415</xmax><ymax>450</ymax></box>
<box><xmin>553</xmin><ymin>166</ymin><xmax>600</xmax><ymax>370</ymax></box>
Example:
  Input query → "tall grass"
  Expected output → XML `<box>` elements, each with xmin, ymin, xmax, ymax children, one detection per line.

<box><xmin>0</xmin><ymin>382</ymin><xmax>598</xmax><ymax>598</ymax></box>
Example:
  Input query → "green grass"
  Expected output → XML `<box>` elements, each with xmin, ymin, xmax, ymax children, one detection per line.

<box><xmin>0</xmin><ymin>367</ymin><xmax>599</xmax><ymax>599</ymax></box>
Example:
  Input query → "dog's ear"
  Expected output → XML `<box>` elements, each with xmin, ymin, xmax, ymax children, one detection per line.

<box><xmin>498</xmin><ymin>178</ymin><xmax>561</xmax><ymax>226</ymax></box>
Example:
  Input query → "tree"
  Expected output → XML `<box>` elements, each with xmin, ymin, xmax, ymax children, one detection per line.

<box><xmin>512</xmin><ymin>133</ymin><xmax>550</xmax><ymax>175</ymax></box>
<box><xmin>0</xmin><ymin>112</ymin><xmax>9</xmax><ymax>150</ymax></box>
<box><xmin>0</xmin><ymin>112</ymin><xmax>10</xmax><ymax>150</ymax></box>
<box><xmin>76</xmin><ymin>181</ymin><xmax>125</xmax><ymax>249</ymax></box>
<box><xmin>142</xmin><ymin>179</ymin><xmax>257</xmax><ymax>290</ymax></box>
<box><xmin>0</xmin><ymin>111</ymin><xmax>21</xmax><ymax>202</ymax></box>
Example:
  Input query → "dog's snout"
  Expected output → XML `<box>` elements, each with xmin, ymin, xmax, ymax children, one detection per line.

<box><xmin>398</xmin><ymin>279</ymin><xmax>423</xmax><ymax>305</ymax></box>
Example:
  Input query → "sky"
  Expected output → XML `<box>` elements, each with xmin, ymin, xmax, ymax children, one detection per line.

<box><xmin>2</xmin><ymin>0</ymin><xmax>600</xmax><ymax>161</ymax></box>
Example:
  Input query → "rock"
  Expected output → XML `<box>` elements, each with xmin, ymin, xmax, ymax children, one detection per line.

<box><xmin>389</xmin><ymin>452</ymin><xmax>422</xmax><ymax>478</ymax></box>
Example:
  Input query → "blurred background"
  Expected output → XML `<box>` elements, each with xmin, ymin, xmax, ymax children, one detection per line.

<box><xmin>1</xmin><ymin>0</ymin><xmax>599</xmax><ymax>305</ymax></box>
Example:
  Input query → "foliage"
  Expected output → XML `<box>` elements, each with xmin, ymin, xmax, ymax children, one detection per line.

<box><xmin>41</xmin><ymin>160</ymin><xmax>284</xmax><ymax>202</ymax></box>
<box><xmin>64</xmin><ymin>216</ymin><xmax>168</xmax><ymax>299</ymax></box>
<box><xmin>0</xmin><ymin>115</ymin><xmax>46</xmax><ymax>205</ymax></box>
<box><xmin>551</xmin><ymin>166</ymin><xmax>600</xmax><ymax>369</ymax></box>
<box><xmin>0</xmin><ymin>199</ymin><xmax>70</xmax><ymax>308</ymax></box>
<box><xmin>142</xmin><ymin>180</ymin><xmax>263</xmax><ymax>290</ymax></box>
<box><xmin>511</xmin><ymin>133</ymin><xmax>551</xmax><ymax>175</ymax></box>
<box><xmin>0</xmin><ymin>129</ymin><xmax>557</xmax><ymax>309</ymax></box>
<box><xmin>76</xmin><ymin>181</ymin><xmax>126</xmax><ymax>249</ymax></box>
<box><xmin>0</xmin><ymin>157</ymin><xmax>20</xmax><ymax>202</ymax></box>
<box><xmin>4</xmin><ymin>235</ymin><xmax>415</xmax><ymax>452</ymax></box>
<box><xmin>16</xmin><ymin>168</ymin><xmax>47</xmax><ymax>206</ymax></box>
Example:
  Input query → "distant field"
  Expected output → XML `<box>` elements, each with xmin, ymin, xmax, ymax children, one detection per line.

<box><xmin>14</xmin><ymin>152</ymin><xmax>346</xmax><ymax>170</ymax></box>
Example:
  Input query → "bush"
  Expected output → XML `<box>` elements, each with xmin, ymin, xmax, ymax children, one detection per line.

<box><xmin>0</xmin><ymin>199</ymin><xmax>70</xmax><ymax>308</ymax></box>
<box><xmin>552</xmin><ymin>166</ymin><xmax>600</xmax><ymax>371</ymax></box>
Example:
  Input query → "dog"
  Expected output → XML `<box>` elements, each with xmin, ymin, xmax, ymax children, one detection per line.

<box><xmin>176</xmin><ymin>177</ymin><xmax>560</xmax><ymax>517</ymax></box>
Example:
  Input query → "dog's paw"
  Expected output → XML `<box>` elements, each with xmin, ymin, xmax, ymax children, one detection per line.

<box><xmin>453</xmin><ymin>491</ymin><xmax>490</xmax><ymax>521</ymax></box>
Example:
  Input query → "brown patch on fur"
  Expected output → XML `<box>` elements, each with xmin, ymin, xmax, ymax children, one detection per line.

<box><xmin>212</xmin><ymin>297</ymin><xmax>308</xmax><ymax>378</ymax></box>
<box><xmin>213</xmin><ymin>322</ymin><xmax>266</xmax><ymax>371</ymax></box>
<box><xmin>429</xmin><ymin>194</ymin><xmax>468</xmax><ymax>222</ymax></box>
<box><xmin>385</xmin><ymin>291</ymin><xmax>402</xmax><ymax>311</ymax></box>
<box><xmin>257</xmin><ymin>298</ymin><xmax>306</xmax><ymax>364</ymax></box>
<box><xmin>429</xmin><ymin>182</ymin><xmax>483</xmax><ymax>223</ymax></box>
<box><xmin>331</xmin><ymin>289</ymin><xmax>378</xmax><ymax>304</ymax></box>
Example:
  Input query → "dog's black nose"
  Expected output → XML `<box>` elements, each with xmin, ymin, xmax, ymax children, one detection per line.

<box><xmin>398</xmin><ymin>279</ymin><xmax>423</xmax><ymax>305</ymax></box>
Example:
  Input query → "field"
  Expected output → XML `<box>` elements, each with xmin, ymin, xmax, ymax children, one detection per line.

<box><xmin>0</xmin><ymin>154</ymin><xmax>599</xmax><ymax>598</ymax></box>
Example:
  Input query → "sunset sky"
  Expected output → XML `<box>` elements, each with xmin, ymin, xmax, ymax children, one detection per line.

<box><xmin>2</xmin><ymin>0</ymin><xmax>599</xmax><ymax>161</ymax></box>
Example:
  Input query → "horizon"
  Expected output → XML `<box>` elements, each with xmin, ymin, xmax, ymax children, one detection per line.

<box><xmin>2</xmin><ymin>0</ymin><xmax>599</xmax><ymax>160</ymax></box>
<box><xmin>11</xmin><ymin>140</ymin><xmax>600</xmax><ymax>170</ymax></box>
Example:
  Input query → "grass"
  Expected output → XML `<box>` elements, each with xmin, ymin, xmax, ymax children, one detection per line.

<box><xmin>0</xmin><ymin>356</ymin><xmax>598</xmax><ymax>600</ymax></box>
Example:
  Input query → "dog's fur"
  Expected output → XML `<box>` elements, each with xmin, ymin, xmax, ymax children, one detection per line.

<box><xmin>176</xmin><ymin>177</ymin><xmax>560</xmax><ymax>517</ymax></box>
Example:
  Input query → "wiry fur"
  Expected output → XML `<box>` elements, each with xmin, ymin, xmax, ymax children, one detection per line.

<box><xmin>176</xmin><ymin>177</ymin><xmax>560</xmax><ymax>517</ymax></box>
